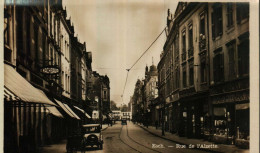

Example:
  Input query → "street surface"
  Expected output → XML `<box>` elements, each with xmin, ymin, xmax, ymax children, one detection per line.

<box><xmin>40</xmin><ymin>121</ymin><xmax>209</xmax><ymax>153</ymax></box>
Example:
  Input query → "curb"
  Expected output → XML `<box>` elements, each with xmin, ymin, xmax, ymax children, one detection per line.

<box><xmin>101</xmin><ymin>126</ymin><xmax>109</xmax><ymax>131</ymax></box>
<box><xmin>137</xmin><ymin>124</ymin><xmax>222</xmax><ymax>153</ymax></box>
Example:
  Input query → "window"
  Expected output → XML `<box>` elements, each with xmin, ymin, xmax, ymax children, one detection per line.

<box><xmin>175</xmin><ymin>68</ymin><xmax>179</xmax><ymax>89</ymax></box>
<box><xmin>188</xmin><ymin>25</ymin><xmax>193</xmax><ymax>58</ymax></box>
<box><xmin>212</xmin><ymin>3</ymin><xmax>223</xmax><ymax>39</ymax></box>
<box><xmin>62</xmin><ymin>71</ymin><xmax>64</xmax><ymax>88</ymax></box>
<box><xmin>236</xmin><ymin>3</ymin><xmax>249</xmax><ymax>23</ymax></box>
<box><xmin>200</xmin><ymin>61</ymin><xmax>206</xmax><ymax>83</ymax></box>
<box><xmin>227</xmin><ymin>41</ymin><xmax>236</xmax><ymax>79</ymax></box>
<box><xmin>200</xmin><ymin>13</ymin><xmax>205</xmax><ymax>36</ymax></box>
<box><xmin>4</xmin><ymin>11</ymin><xmax>11</xmax><ymax>62</ymax></box>
<box><xmin>65</xmin><ymin>74</ymin><xmax>67</xmax><ymax>91</ymax></box>
<box><xmin>175</xmin><ymin>34</ymin><xmax>179</xmax><ymax>56</ymax></box>
<box><xmin>4</xmin><ymin>14</ymin><xmax>10</xmax><ymax>46</ymax></box>
<box><xmin>238</xmin><ymin>39</ymin><xmax>249</xmax><ymax>76</ymax></box>
<box><xmin>189</xmin><ymin>66</ymin><xmax>194</xmax><ymax>86</ymax></box>
<box><xmin>183</xmin><ymin>66</ymin><xmax>187</xmax><ymax>88</ymax></box>
<box><xmin>182</xmin><ymin>31</ymin><xmax>186</xmax><ymax>61</ymax></box>
<box><xmin>213</xmin><ymin>52</ymin><xmax>224</xmax><ymax>83</ymax></box>
<box><xmin>104</xmin><ymin>90</ymin><xmax>107</xmax><ymax>100</ymax></box>
<box><xmin>227</xmin><ymin>3</ymin><xmax>233</xmax><ymax>27</ymax></box>
<box><xmin>199</xmin><ymin>13</ymin><xmax>206</xmax><ymax>51</ymax></box>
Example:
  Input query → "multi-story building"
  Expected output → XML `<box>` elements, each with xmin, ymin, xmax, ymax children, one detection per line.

<box><xmin>101</xmin><ymin>75</ymin><xmax>111</xmax><ymax>114</ymax></box>
<box><xmin>131</xmin><ymin>79</ymin><xmax>143</xmax><ymax>123</ymax></box>
<box><xmin>174</xmin><ymin>2</ymin><xmax>210</xmax><ymax>138</ymax></box>
<box><xmin>208</xmin><ymin>2</ymin><xmax>249</xmax><ymax>146</ymax></box>
<box><xmin>88</xmin><ymin>71</ymin><xmax>110</xmax><ymax>123</ymax></box>
<box><xmin>143</xmin><ymin>63</ymin><xmax>159</xmax><ymax>126</ymax></box>
<box><xmin>158</xmin><ymin>2</ymin><xmax>249</xmax><ymax>148</ymax></box>
<box><xmin>3</xmin><ymin>0</ymin><xmax>109</xmax><ymax>152</ymax></box>
<box><xmin>3</xmin><ymin>0</ymin><xmax>66</xmax><ymax>152</ymax></box>
<box><xmin>60</xmin><ymin>7</ymin><xmax>72</xmax><ymax>99</ymax></box>
<box><xmin>70</xmin><ymin>36</ymin><xmax>83</xmax><ymax>105</ymax></box>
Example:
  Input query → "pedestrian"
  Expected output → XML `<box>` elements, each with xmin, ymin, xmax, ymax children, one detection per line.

<box><xmin>110</xmin><ymin>119</ymin><xmax>113</xmax><ymax>126</ymax></box>
<box><xmin>155</xmin><ymin>120</ymin><xmax>158</xmax><ymax>129</ymax></box>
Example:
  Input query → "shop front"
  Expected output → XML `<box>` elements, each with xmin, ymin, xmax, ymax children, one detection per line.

<box><xmin>178</xmin><ymin>88</ymin><xmax>209</xmax><ymax>139</ymax></box>
<box><xmin>210</xmin><ymin>78</ymin><xmax>249</xmax><ymax>148</ymax></box>
<box><xmin>4</xmin><ymin>64</ymin><xmax>59</xmax><ymax>153</ymax></box>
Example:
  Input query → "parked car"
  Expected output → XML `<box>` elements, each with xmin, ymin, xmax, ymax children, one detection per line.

<box><xmin>121</xmin><ymin>119</ymin><xmax>127</xmax><ymax>125</ymax></box>
<box><xmin>82</xmin><ymin>124</ymin><xmax>103</xmax><ymax>149</ymax></box>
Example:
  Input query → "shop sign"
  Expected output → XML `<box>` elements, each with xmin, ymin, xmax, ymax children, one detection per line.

<box><xmin>40</xmin><ymin>65</ymin><xmax>60</xmax><ymax>75</ymax></box>
<box><xmin>212</xmin><ymin>92</ymin><xmax>249</xmax><ymax>104</ymax></box>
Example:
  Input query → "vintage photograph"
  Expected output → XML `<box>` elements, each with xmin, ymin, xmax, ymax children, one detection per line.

<box><xmin>3</xmin><ymin>0</ymin><xmax>255</xmax><ymax>153</ymax></box>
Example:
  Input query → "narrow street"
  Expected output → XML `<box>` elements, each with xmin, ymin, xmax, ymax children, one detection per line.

<box><xmin>3</xmin><ymin>1</ymin><xmax>254</xmax><ymax>153</ymax></box>
<box><xmin>40</xmin><ymin>121</ymin><xmax>208</xmax><ymax>153</ymax></box>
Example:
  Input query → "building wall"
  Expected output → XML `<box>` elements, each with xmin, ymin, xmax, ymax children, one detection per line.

<box><xmin>60</xmin><ymin>12</ymin><xmax>71</xmax><ymax>98</ymax></box>
<box><xmin>208</xmin><ymin>3</ymin><xmax>249</xmax><ymax>84</ymax></box>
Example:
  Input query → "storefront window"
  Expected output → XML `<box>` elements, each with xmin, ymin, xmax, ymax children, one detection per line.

<box><xmin>214</xmin><ymin>107</ymin><xmax>227</xmax><ymax>135</ymax></box>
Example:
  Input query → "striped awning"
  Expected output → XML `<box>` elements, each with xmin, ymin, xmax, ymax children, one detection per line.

<box><xmin>54</xmin><ymin>99</ymin><xmax>78</xmax><ymax>119</ymax></box>
<box><xmin>4</xmin><ymin>64</ymin><xmax>57</xmax><ymax>106</ymax></box>
<box><xmin>63</xmin><ymin>104</ymin><xmax>81</xmax><ymax>120</ymax></box>
<box><xmin>46</xmin><ymin>106</ymin><xmax>64</xmax><ymax>118</ymax></box>
<box><xmin>4</xmin><ymin>87</ymin><xmax>20</xmax><ymax>101</ymax></box>
<box><xmin>74</xmin><ymin>106</ymin><xmax>91</xmax><ymax>119</ymax></box>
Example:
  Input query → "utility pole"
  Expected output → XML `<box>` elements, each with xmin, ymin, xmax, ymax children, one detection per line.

<box><xmin>161</xmin><ymin>93</ymin><xmax>165</xmax><ymax>136</ymax></box>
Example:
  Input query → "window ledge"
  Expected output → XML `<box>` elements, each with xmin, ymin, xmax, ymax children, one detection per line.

<box><xmin>214</xmin><ymin>35</ymin><xmax>222</xmax><ymax>41</ymax></box>
<box><xmin>226</xmin><ymin>25</ymin><xmax>235</xmax><ymax>34</ymax></box>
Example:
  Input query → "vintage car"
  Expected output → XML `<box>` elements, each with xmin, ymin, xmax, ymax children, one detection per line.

<box><xmin>82</xmin><ymin>124</ymin><xmax>103</xmax><ymax>149</ymax></box>
<box><xmin>121</xmin><ymin>119</ymin><xmax>127</xmax><ymax>125</ymax></box>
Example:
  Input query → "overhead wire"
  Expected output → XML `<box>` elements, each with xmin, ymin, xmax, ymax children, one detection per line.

<box><xmin>121</xmin><ymin>27</ymin><xmax>166</xmax><ymax>98</ymax></box>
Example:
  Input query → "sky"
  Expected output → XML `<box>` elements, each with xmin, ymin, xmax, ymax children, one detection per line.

<box><xmin>63</xmin><ymin>0</ymin><xmax>178</xmax><ymax>106</ymax></box>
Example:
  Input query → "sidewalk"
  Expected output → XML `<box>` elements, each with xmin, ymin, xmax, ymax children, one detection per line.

<box><xmin>138</xmin><ymin>124</ymin><xmax>249</xmax><ymax>153</ymax></box>
<box><xmin>39</xmin><ymin>139</ymin><xmax>67</xmax><ymax>153</ymax></box>
<box><xmin>101</xmin><ymin>124</ymin><xmax>109</xmax><ymax>131</ymax></box>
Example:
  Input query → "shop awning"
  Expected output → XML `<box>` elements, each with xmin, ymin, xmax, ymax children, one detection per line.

<box><xmin>4</xmin><ymin>87</ymin><xmax>20</xmax><ymax>101</ymax></box>
<box><xmin>74</xmin><ymin>106</ymin><xmax>91</xmax><ymax>119</ymax></box>
<box><xmin>54</xmin><ymin>99</ymin><xmax>77</xmax><ymax>119</ymax></box>
<box><xmin>63</xmin><ymin>104</ymin><xmax>81</xmax><ymax>120</ymax></box>
<box><xmin>46</xmin><ymin>106</ymin><xmax>64</xmax><ymax>118</ymax></box>
<box><xmin>36</xmin><ymin>90</ymin><xmax>63</xmax><ymax>118</ymax></box>
<box><xmin>34</xmin><ymin>106</ymin><xmax>63</xmax><ymax>118</ymax></box>
<box><xmin>236</xmin><ymin>103</ymin><xmax>249</xmax><ymax>110</ymax></box>
<box><xmin>4</xmin><ymin>64</ymin><xmax>56</xmax><ymax>106</ymax></box>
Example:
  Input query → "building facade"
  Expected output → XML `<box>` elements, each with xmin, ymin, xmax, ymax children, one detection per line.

<box><xmin>3</xmin><ymin>0</ymin><xmax>110</xmax><ymax>152</ymax></box>
<box><xmin>157</xmin><ymin>2</ymin><xmax>249</xmax><ymax>148</ymax></box>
